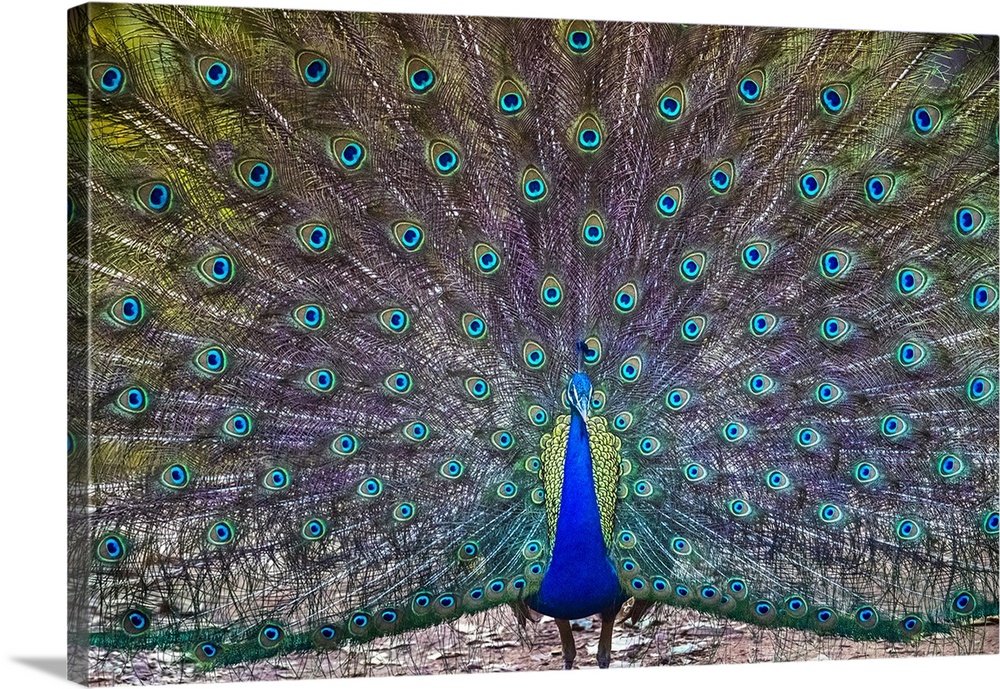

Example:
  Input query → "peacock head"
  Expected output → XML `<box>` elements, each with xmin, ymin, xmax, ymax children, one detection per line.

<box><xmin>566</xmin><ymin>372</ymin><xmax>593</xmax><ymax>419</ymax></box>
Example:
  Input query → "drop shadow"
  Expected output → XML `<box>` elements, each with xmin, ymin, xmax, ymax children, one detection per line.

<box><xmin>12</xmin><ymin>656</ymin><xmax>65</xmax><ymax>679</ymax></box>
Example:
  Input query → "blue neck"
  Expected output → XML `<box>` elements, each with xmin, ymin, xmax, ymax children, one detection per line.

<box><xmin>531</xmin><ymin>410</ymin><xmax>623</xmax><ymax>619</ymax></box>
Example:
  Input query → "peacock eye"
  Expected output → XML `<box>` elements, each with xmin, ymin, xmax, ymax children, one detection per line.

<box><xmin>895</xmin><ymin>518</ymin><xmax>921</xmax><ymax>541</ymax></box>
<box><xmin>302</xmin><ymin>518</ymin><xmax>327</xmax><ymax>540</ymax></box>
<box><xmin>953</xmin><ymin>206</ymin><xmax>985</xmax><ymax>237</ymax></box>
<box><xmin>440</xmin><ymin>459</ymin><xmax>465</xmax><ymax>479</ymax></box>
<box><xmin>853</xmin><ymin>462</ymin><xmax>879</xmax><ymax>485</ymax></box>
<box><xmin>522</xmin><ymin>166</ymin><xmax>548</xmax><ymax>201</ymax></box>
<box><xmin>223</xmin><ymin>412</ymin><xmax>253</xmax><ymax>438</ymax></box>
<box><xmin>657</xmin><ymin>185</ymin><xmax>683</xmax><ymax>217</ymax></box>
<box><xmin>92</xmin><ymin>64</ymin><xmax>125</xmax><ymax>93</ymax></box>
<box><xmin>199</xmin><ymin>254</ymin><xmax>234</xmax><ymax>285</ymax></box>
<box><xmin>357</xmin><ymin>477</ymin><xmax>383</xmax><ymax>498</ymax></box>
<box><xmin>332</xmin><ymin>137</ymin><xmax>366</xmax><ymax>170</ymax></box>
<box><xmin>670</xmin><ymin>536</ymin><xmax>693</xmax><ymax>555</ymax></box>
<box><xmin>819</xmin><ymin>249</ymin><xmax>851</xmax><ymax>279</ymax></box>
<box><xmin>540</xmin><ymin>276</ymin><xmax>564</xmax><ymax>307</ymax></box>
<box><xmin>393</xmin><ymin>502</ymin><xmax>415</xmax><ymax>522</ymax></box>
<box><xmin>258</xmin><ymin>624</ymin><xmax>284</xmax><ymax>648</ymax></box>
<box><xmin>855</xmin><ymin>606</ymin><xmax>879</xmax><ymax>629</ymax></box>
<box><xmin>936</xmin><ymin>454</ymin><xmax>964</xmax><ymax>478</ymax></box>
<box><xmin>331</xmin><ymin>433</ymin><xmax>358</xmax><ymax>457</ymax></box>
<box><xmin>952</xmin><ymin>591</ymin><xmax>976</xmax><ymax>615</ymax></box>
<box><xmin>575</xmin><ymin>114</ymin><xmax>603</xmax><ymax>151</ymax></box>
<box><xmin>709</xmin><ymin>161</ymin><xmax>734</xmax><ymax>193</ymax></box>
<box><xmin>237</xmin><ymin>160</ymin><xmax>273</xmax><ymax>189</ymax></box>
<box><xmin>565</xmin><ymin>21</ymin><xmax>594</xmax><ymax>54</ymax></box>
<box><xmin>522</xmin><ymin>341</ymin><xmax>546</xmax><ymax>369</ymax></box>
<box><xmin>590</xmin><ymin>390</ymin><xmax>606</xmax><ymax>411</ymax></box>
<box><xmin>297</xmin><ymin>51</ymin><xmax>330</xmax><ymax>86</ymax></box>
<box><xmin>741</xmin><ymin>241</ymin><xmax>770</xmax><ymax>270</ymax></box>
<box><xmin>750</xmin><ymin>311</ymin><xmax>778</xmax><ymax>336</ymax></box>
<box><xmin>911</xmin><ymin>104</ymin><xmax>942</xmax><ymax>134</ymax></box>
<box><xmin>633</xmin><ymin>480</ymin><xmax>653</xmax><ymax>497</ymax></box>
<box><xmin>613</xmin><ymin>412</ymin><xmax>633</xmax><ymax>431</ymax></box>
<box><xmin>378</xmin><ymin>308</ymin><xmax>410</xmax><ymax>333</ymax></box>
<box><xmin>814</xmin><ymin>382</ymin><xmax>844</xmax><ymax>405</ymax></box>
<box><xmin>136</xmin><ymin>181</ymin><xmax>172</xmax><ymax>212</ymax></box>
<box><xmin>263</xmin><ymin>467</ymin><xmax>290</xmax><ymax>491</ymax></box>
<box><xmin>723</xmin><ymin>421</ymin><xmax>748</xmax><ymax>442</ymax></box>
<box><xmin>880</xmin><ymin>414</ymin><xmax>908</xmax><ymax>439</ymax></box>
<box><xmin>681</xmin><ymin>315</ymin><xmax>707</xmax><ymax>341</ymax></box>
<box><xmin>122</xmin><ymin>609</ymin><xmax>150</xmax><ymax>635</ymax></box>
<box><xmin>315</xmin><ymin>625</ymin><xmax>339</xmax><ymax>647</ymax></box>
<box><xmin>497</xmin><ymin>79</ymin><xmax>526</xmax><ymax>114</ymax></box>
<box><xmin>619</xmin><ymin>355</ymin><xmax>642</xmax><ymax>383</ymax></box>
<box><xmin>900</xmin><ymin>616</ymin><xmax>924</xmax><ymax>637</ymax></box>
<box><xmin>497</xmin><ymin>481</ymin><xmax>519</xmax><ymax>499</ymax></box>
<box><xmin>971</xmin><ymin>283</ymin><xmax>998</xmax><ymax>312</ymax></box>
<box><xmin>820</xmin><ymin>83</ymin><xmax>850</xmax><ymax>114</ymax></box>
<box><xmin>522</xmin><ymin>540</ymin><xmax>544</xmax><ymax>559</ymax></box>
<box><xmin>207</xmin><ymin>521</ymin><xmax>234</xmax><ymax>545</ymax></box>
<box><xmin>679</xmin><ymin>251</ymin><xmax>706</xmax><ymax>281</ymax></box>
<box><xmin>474</xmin><ymin>242</ymin><xmax>501</xmax><ymax>274</ymax></box>
<box><xmin>581</xmin><ymin>336</ymin><xmax>603</xmax><ymax>366</ymax></box>
<box><xmin>982</xmin><ymin>511</ymin><xmax>999</xmax><ymax>534</ymax></box>
<box><xmin>457</xmin><ymin>541</ymin><xmax>480</xmax><ymax>561</ymax></box>
<box><xmin>161</xmin><ymin>463</ymin><xmax>190</xmax><ymax>489</ymax></box>
<box><xmin>405</xmin><ymin>56</ymin><xmax>437</xmax><ymax>94</ymax></box>
<box><xmin>430</xmin><ymin>140</ymin><xmax>460</xmax><ymax>175</ymax></box>
<box><xmin>737</xmin><ymin>70</ymin><xmax>764</xmax><ymax>103</ymax></box>
<box><xmin>97</xmin><ymin>534</ymin><xmax>126</xmax><ymax>562</ymax></box>
<box><xmin>292</xmin><ymin>304</ymin><xmax>326</xmax><ymax>330</ymax></box>
<box><xmin>525</xmin><ymin>456</ymin><xmax>541</xmax><ymax>473</ymax></box>
<box><xmin>967</xmin><ymin>375</ymin><xmax>996</xmax><ymax>403</ymax></box>
<box><xmin>528</xmin><ymin>405</ymin><xmax>549</xmax><ymax>427</ymax></box>
<box><xmin>895</xmin><ymin>267</ymin><xmax>927</xmax><ymax>296</ymax></box>
<box><xmin>746</xmin><ymin>374</ymin><xmax>775</xmax><ymax>396</ymax></box>
<box><xmin>798</xmin><ymin>169</ymin><xmax>829</xmax><ymax>199</ymax></box>
<box><xmin>684</xmin><ymin>462</ymin><xmax>707</xmax><ymax>482</ymax></box>
<box><xmin>385</xmin><ymin>371</ymin><xmax>413</xmax><ymax>394</ymax></box>
<box><xmin>614</xmin><ymin>282</ymin><xmax>639</xmax><ymax>313</ymax></box>
<box><xmin>765</xmin><ymin>470</ymin><xmax>790</xmax><ymax>490</ymax></box>
<box><xmin>198</xmin><ymin>57</ymin><xmax>232</xmax><ymax>90</ymax></box>
<box><xmin>753</xmin><ymin>601</ymin><xmax>776</xmax><ymax>622</ymax></box>
<box><xmin>728</xmin><ymin>499</ymin><xmax>753</xmax><ymax>517</ymax></box>
<box><xmin>795</xmin><ymin>427</ymin><xmax>821</xmax><ymax>448</ymax></box>
<box><xmin>108</xmin><ymin>295</ymin><xmax>145</xmax><ymax>326</ymax></box>
<box><xmin>865</xmin><ymin>174</ymin><xmax>894</xmax><ymax>203</ymax></box>
<box><xmin>765</xmin><ymin>471</ymin><xmax>791</xmax><ymax>490</ymax></box>
<box><xmin>785</xmin><ymin>597</ymin><xmax>808</xmax><ymax>618</ymax></box>
<box><xmin>402</xmin><ymin>421</ymin><xmax>429</xmax><ymax>442</ymax></box>
<box><xmin>896</xmin><ymin>341</ymin><xmax>927</xmax><ymax>368</ymax></box>
<box><xmin>491</xmin><ymin>430</ymin><xmax>515</xmax><ymax>450</ymax></box>
<box><xmin>815</xmin><ymin>607</ymin><xmax>838</xmax><ymax>629</ymax></box>
<box><xmin>304</xmin><ymin>368</ymin><xmax>335</xmax><ymax>392</ymax></box>
<box><xmin>299</xmin><ymin>223</ymin><xmax>331</xmax><ymax>253</ymax></box>
<box><xmin>581</xmin><ymin>212</ymin><xmax>606</xmax><ymax>246</ymax></box>
<box><xmin>820</xmin><ymin>316</ymin><xmax>851</xmax><ymax>342</ymax></box>
<box><xmin>818</xmin><ymin>503</ymin><xmax>844</xmax><ymax>524</ymax></box>
<box><xmin>195</xmin><ymin>346</ymin><xmax>229</xmax><ymax>375</ymax></box>
<box><xmin>665</xmin><ymin>387</ymin><xmax>692</xmax><ymax>411</ymax></box>
<box><xmin>116</xmin><ymin>386</ymin><xmax>149</xmax><ymax>414</ymax></box>
<box><xmin>638</xmin><ymin>436</ymin><xmax>660</xmax><ymax>456</ymax></box>
<box><xmin>392</xmin><ymin>221</ymin><xmax>426</xmax><ymax>252</ymax></box>
<box><xmin>464</xmin><ymin>376</ymin><xmax>491</xmax><ymax>400</ymax></box>
<box><xmin>657</xmin><ymin>84</ymin><xmax>685</xmax><ymax>121</ymax></box>
<box><xmin>461</xmin><ymin>312</ymin><xmax>488</xmax><ymax>339</ymax></box>
<box><xmin>350</xmin><ymin>612</ymin><xmax>372</xmax><ymax>634</ymax></box>
<box><xmin>195</xmin><ymin>642</ymin><xmax>219</xmax><ymax>662</ymax></box>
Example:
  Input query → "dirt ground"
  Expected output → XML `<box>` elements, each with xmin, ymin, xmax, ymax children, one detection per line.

<box><xmin>89</xmin><ymin>608</ymin><xmax>999</xmax><ymax>684</ymax></box>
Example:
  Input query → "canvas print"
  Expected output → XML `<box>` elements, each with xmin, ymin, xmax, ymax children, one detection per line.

<box><xmin>67</xmin><ymin>2</ymin><xmax>999</xmax><ymax>685</ymax></box>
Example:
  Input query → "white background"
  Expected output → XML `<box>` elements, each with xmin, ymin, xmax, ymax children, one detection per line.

<box><xmin>0</xmin><ymin>0</ymin><xmax>997</xmax><ymax>687</ymax></box>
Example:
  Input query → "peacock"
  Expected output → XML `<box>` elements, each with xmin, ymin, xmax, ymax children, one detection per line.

<box><xmin>67</xmin><ymin>3</ymin><xmax>999</xmax><ymax>684</ymax></box>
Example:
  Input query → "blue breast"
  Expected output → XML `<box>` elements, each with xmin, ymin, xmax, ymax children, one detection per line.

<box><xmin>530</xmin><ymin>410</ymin><xmax>624</xmax><ymax>619</ymax></box>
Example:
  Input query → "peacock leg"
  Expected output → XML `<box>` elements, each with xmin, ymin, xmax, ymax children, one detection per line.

<box><xmin>597</xmin><ymin>605</ymin><xmax>622</xmax><ymax>669</ymax></box>
<box><xmin>554</xmin><ymin>618</ymin><xmax>576</xmax><ymax>669</ymax></box>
